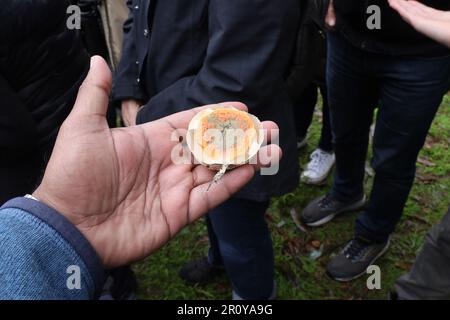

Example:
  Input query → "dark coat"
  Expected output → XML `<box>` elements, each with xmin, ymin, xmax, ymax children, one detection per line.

<box><xmin>287</xmin><ymin>0</ymin><xmax>328</xmax><ymax>102</ymax></box>
<box><xmin>0</xmin><ymin>0</ymin><xmax>89</xmax><ymax>202</ymax></box>
<box><xmin>113</xmin><ymin>0</ymin><xmax>301</xmax><ymax>201</ymax></box>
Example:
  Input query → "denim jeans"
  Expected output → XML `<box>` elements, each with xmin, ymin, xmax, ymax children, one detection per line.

<box><xmin>206</xmin><ymin>198</ymin><xmax>273</xmax><ymax>299</ymax></box>
<box><xmin>327</xmin><ymin>32</ymin><xmax>450</xmax><ymax>243</ymax></box>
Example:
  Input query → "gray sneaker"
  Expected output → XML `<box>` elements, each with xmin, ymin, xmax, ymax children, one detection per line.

<box><xmin>326</xmin><ymin>237</ymin><xmax>390</xmax><ymax>282</ymax></box>
<box><xmin>301</xmin><ymin>194</ymin><xmax>366</xmax><ymax>227</ymax></box>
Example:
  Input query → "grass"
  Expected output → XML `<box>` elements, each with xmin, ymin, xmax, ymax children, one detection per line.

<box><xmin>133</xmin><ymin>94</ymin><xmax>450</xmax><ymax>300</ymax></box>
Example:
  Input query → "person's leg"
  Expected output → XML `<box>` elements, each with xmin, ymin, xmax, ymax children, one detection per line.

<box><xmin>206</xmin><ymin>214</ymin><xmax>224</xmax><ymax>266</ymax></box>
<box><xmin>300</xmin><ymin>85</ymin><xmax>335</xmax><ymax>185</ymax></box>
<box><xmin>300</xmin><ymin>84</ymin><xmax>336</xmax><ymax>185</ymax></box>
<box><xmin>326</xmin><ymin>53</ymin><xmax>450</xmax><ymax>282</ymax></box>
<box><xmin>208</xmin><ymin>198</ymin><xmax>273</xmax><ymax>299</ymax></box>
<box><xmin>327</xmin><ymin>33</ymin><xmax>378</xmax><ymax>203</ymax></box>
<box><xmin>301</xmin><ymin>32</ymin><xmax>378</xmax><ymax>226</ymax></box>
<box><xmin>355</xmin><ymin>54</ymin><xmax>450</xmax><ymax>243</ymax></box>
<box><xmin>293</xmin><ymin>83</ymin><xmax>319</xmax><ymax>143</ymax></box>
<box><xmin>395</xmin><ymin>208</ymin><xmax>450</xmax><ymax>300</ymax></box>
<box><xmin>318</xmin><ymin>85</ymin><xmax>333</xmax><ymax>153</ymax></box>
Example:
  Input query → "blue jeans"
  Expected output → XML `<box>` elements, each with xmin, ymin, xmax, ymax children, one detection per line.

<box><xmin>206</xmin><ymin>198</ymin><xmax>273</xmax><ymax>299</ymax></box>
<box><xmin>327</xmin><ymin>32</ymin><xmax>450</xmax><ymax>243</ymax></box>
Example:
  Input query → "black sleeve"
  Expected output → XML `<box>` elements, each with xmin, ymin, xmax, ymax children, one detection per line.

<box><xmin>137</xmin><ymin>0</ymin><xmax>300</xmax><ymax>123</ymax></box>
<box><xmin>111</xmin><ymin>0</ymin><xmax>147</xmax><ymax>102</ymax></box>
<box><xmin>0</xmin><ymin>74</ymin><xmax>37</xmax><ymax>163</ymax></box>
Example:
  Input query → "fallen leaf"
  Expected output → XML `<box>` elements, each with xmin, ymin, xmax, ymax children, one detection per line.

<box><xmin>424</xmin><ymin>135</ymin><xmax>441</xmax><ymax>149</ymax></box>
<box><xmin>308</xmin><ymin>244</ymin><xmax>324</xmax><ymax>260</ymax></box>
<box><xmin>415</xmin><ymin>172</ymin><xmax>439</xmax><ymax>184</ymax></box>
<box><xmin>311</xmin><ymin>240</ymin><xmax>321</xmax><ymax>249</ymax></box>
<box><xmin>277</xmin><ymin>220</ymin><xmax>286</xmax><ymax>228</ymax></box>
<box><xmin>290</xmin><ymin>208</ymin><xmax>309</xmax><ymax>234</ymax></box>
<box><xmin>395</xmin><ymin>261</ymin><xmax>412</xmax><ymax>271</ymax></box>
<box><xmin>417</xmin><ymin>157</ymin><xmax>436</xmax><ymax>167</ymax></box>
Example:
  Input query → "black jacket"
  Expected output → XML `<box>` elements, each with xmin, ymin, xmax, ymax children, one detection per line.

<box><xmin>334</xmin><ymin>0</ymin><xmax>450</xmax><ymax>56</ymax></box>
<box><xmin>287</xmin><ymin>0</ymin><xmax>327</xmax><ymax>102</ymax></box>
<box><xmin>0</xmin><ymin>0</ymin><xmax>89</xmax><ymax>163</ymax></box>
<box><xmin>113</xmin><ymin>0</ymin><xmax>301</xmax><ymax>201</ymax></box>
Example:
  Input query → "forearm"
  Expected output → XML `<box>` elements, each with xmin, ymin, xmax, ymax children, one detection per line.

<box><xmin>0</xmin><ymin>198</ymin><xmax>105</xmax><ymax>300</ymax></box>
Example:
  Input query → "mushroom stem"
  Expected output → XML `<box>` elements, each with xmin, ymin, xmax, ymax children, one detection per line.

<box><xmin>206</xmin><ymin>164</ymin><xmax>230</xmax><ymax>192</ymax></box>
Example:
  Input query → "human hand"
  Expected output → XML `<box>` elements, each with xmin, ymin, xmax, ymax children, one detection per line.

<box><xmin>121</xmin><ymin>99</ymin><xmax>141</xmax><ymax>126</ymax></box>
<box><xmin>32</xmin><ymin>57</ymin><xmax>281</xmax><ymax>268</ymax></box>
<box><xmin>389</xmin><ymin>0</ymin><xmax>450</xmax><ymax>48</ymax></box>
<box><xmin>325</xmin><ymin>0</ymin><xmax>337</xmax><ymax>30</ymax></box>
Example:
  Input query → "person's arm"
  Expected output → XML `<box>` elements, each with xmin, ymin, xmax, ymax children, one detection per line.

<box><xmin>111</xmin><ymin>0</ymin><xmax>145</xmax><ymax>126</ymax></box>
<box><xmin>0</xmin><ymin>56</ymin><xmax>281</xmax><ymax>299</ymax></box>
<box><xmin>389</xmin><ymin>0</ymin><xmax>450</xmax><ymax>48</ymax></box>
<box><xmin>136</xmin><ymin>0</ymin><xmax>299</xmax><ymax>123</ymax></box>
<box><xmin>111</xmin><ymin>0</ymin><xmax>146</xmax><ymax>102</ymax></box>
<box><xmin>0</xmin><ymin>198</ymin><xmax>104</xmax><ymax>300</ymax></box>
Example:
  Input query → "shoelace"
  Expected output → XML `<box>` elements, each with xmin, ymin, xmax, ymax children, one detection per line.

<box><xmin>307</xmin><ymin>150</ymin><xmax>330</xmax><ymax>173</ymax></box>
<box><xmin>318</xmin><ymin>194</ymin><xmax>336</xmax><ymax>209</ymax></box>
<box><xmin>343</xmin><ymin>238</ymin><xmax>369</xmax><ymax>261</ymax></box>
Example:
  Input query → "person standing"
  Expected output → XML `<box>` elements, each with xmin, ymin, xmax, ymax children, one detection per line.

<box><xmin>301</xmin><ymin>0</ymin><xmax>450</xmax><ymax>282</ymax></box>
<box><xmin>288</xmin><ymin>0</ymin><xmax>335</xmax><ymax>185</ymax></box>
<box><xmin>112</xmin><ymin>0</ymin><xmax>300</xmax><ymax>299</ymax></box>
<box><xmin>388</xmin><ymin>0</ymin><xmax>450</xmax><ymax>300</ymax></box>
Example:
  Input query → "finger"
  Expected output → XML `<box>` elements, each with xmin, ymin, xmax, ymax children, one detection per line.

<box><xmin>261</xmin><ymin>120</ymin><xmax>279</xmax><ymax>145</ymax></box>
<box><xmin>191</xmin><ymin>165</ymin><xmax>216</xmax><ymax>187</ymax></box>
<box><xmin>70</xmin><ymin>56</ymin><xmax>112</xmax><ymax>119</ymax></box>
<box><xmin>161</xmin><ymin>101</ymin><xmax>248</xmax><ymax>130</ymax></box>
<box><xmin>188</xmin><ymin>164</ymin><xmax>255</xmax><ymax>220</ymax></box>
<box><xmin>253</xmin><ymin>144</ymin><xmax>282</xmax><ymax>170</ymax></box>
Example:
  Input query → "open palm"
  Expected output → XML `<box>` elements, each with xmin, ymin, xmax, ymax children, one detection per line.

<box><xmin>389</xmin><ymin>0</ymin><xmax>450</xmax><ymax>48</ymax></box>
<box><xmin>33</xmin><ymin>57</ymin><xmax>280</xmax><ymax>268</ymax></box>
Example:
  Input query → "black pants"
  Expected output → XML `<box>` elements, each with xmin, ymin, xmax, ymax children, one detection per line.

<box><xmin>293</xmin><ymin>83</ymin><xmax>333</xmax><ymax>152</ymax></box>
<box><xmin>327</xmin><ymin>32</ymin><xmax>450</xmax><ymax>242</ymax></box>
<box><xmin>206</xmin><ymin>198</ymin><xmax>273</xmax><ymax>299</ymax></box>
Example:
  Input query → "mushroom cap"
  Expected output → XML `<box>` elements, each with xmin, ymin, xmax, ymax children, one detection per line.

<box><xmin>186</xmin><ymin>106</ymin><xmax>263</xmax><ymax>170</ymax></box>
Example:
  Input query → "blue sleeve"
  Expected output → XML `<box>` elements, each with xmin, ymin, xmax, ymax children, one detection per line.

<box><xmin>0</xmin><ymin>198</ymin><xmax>106</xmax><ymax>300</ymax></box>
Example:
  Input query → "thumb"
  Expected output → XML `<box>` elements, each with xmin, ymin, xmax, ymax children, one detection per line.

<box><xmin>70</xmin><ymin>56</ymin><xmax>112</xmax><ymax>120</ymax></box>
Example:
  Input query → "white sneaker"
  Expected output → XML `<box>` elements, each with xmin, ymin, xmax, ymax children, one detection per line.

<box><xmin>301</xmin><ymin>148</ymin><xmax>335</xmax><ymax>185</ymax></box>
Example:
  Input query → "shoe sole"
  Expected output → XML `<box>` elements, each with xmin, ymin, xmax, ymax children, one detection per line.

<box><xmin>305</xmin><ymin>196</ymin><xmax>366</xmax><ymax>228</ymax></box>
<box><xmin>327</xmin><ymin>238</ymin><xmax>391</xmax><ymax>282</ymax></box>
